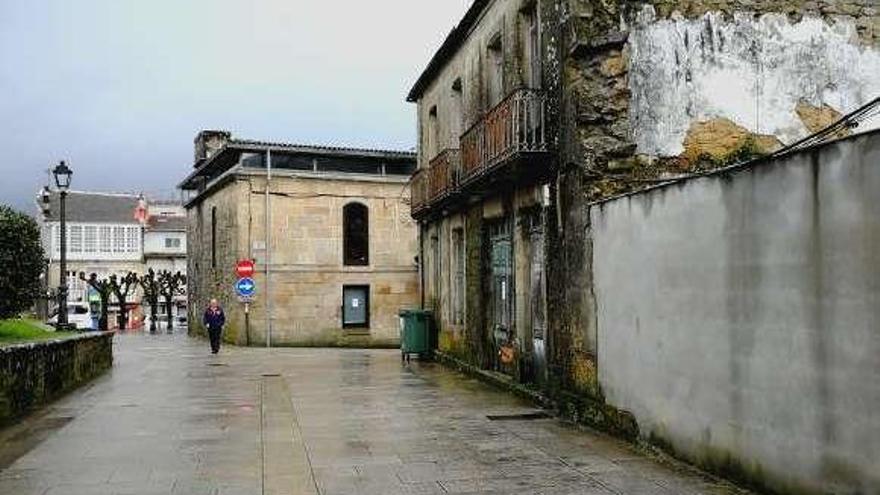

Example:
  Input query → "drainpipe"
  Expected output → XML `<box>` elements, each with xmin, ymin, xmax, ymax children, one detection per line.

<box><xmin>265</xmin><ymin>149</ymin><xmax>272</xmax><ymax>348</ymax></box>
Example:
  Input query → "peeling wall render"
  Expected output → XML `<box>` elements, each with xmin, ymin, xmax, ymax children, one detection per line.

<box><xmin>629</xmin><ymin>7</ymin><xmax>880</xmax><ymax>158</ymax></box>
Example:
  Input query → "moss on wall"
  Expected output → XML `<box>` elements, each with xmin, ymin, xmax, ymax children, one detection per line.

<box><xmin>0</xmin><ymin>332</ymin><xmax>114</xmax><ymax>426</ymax></box>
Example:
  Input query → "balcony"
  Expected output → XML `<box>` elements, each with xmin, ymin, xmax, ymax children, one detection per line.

<box><xmin>460</xmin><ymin>88</ymin><xmax>550</xmax><ymax>186</ymax></box>
<box><xmin>410</xmin><ymin>168</ymin><xmax>429</xmax><ymax>216</ymax></box>
<box><xmin>427</xmin><ymin>149</ymin><xmax>461</xmax><ymax>202</ymax></box>
<box><xmin>410</xmin><ymin>88</ymin><xmax>551</xmax><ymax>220</ymax></box>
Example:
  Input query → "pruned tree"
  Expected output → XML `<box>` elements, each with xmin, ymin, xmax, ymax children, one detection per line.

<box><xmin>0</xmin><ymin>205</ymin><xmax>44</xmax><ymax>319</ymax></box>
<box><xmin>158</xmin><ymin>270</ymin><xmax>186</xmax><ymax>331</ymax></box>
<box><xmin>79</xmin><ymin>272</ymin><xmax>112</xmax><ymax>331</ymax></box>
<box><xmin>139</xmin><ymin>269</ymin><xmax>161</xmax><ymax>332</ymax></box>
<box><xmin>109</xmin><ymin>272</ymin><xmax>139</xmax><ymax>330</ymax></box>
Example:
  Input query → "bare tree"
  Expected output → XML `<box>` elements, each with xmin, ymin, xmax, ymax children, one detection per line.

<box><xmin>139</xmin><ymin>269</ymin><xmax>161</xmax><ymax>333</ymax></box>
<box><xmin>79</xmin><ymin>272</ymin><xmax>112</xmax><ymax>331</ymax></box>
<box><xmin>109</xmin><ymin>272</ymin><xmax>139</xmax><ymax>330</ymax></box>
<box><xmin>158</xmin><ymin>270</ymin><xmax>186</xmax><ymax>331</ymax></box>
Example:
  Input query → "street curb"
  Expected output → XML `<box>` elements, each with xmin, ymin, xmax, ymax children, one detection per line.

<box><xmin>432</xmin><ymin>350</ymin><xmax>554</xmax><ymax>409</ymax></box>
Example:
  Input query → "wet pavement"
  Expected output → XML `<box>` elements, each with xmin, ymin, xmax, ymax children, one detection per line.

<box><xmin>0</xmin><ymin>331</ymin><xmax>751</xmax><ymax>495</ymax></box>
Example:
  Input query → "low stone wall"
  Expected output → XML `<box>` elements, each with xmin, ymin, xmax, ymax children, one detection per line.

<box><xmin>0</xmin><ymin>332</ymin><xmax>114</xmax><ymax>425</ymax></box>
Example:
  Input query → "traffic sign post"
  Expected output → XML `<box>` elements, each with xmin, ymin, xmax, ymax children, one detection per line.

<box><xmin>234</xmin><ymin>260</ymin><xmax>257</xmax><ymax>347</ymax></box>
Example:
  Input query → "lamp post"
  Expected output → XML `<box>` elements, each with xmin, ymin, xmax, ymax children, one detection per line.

<box><xmin>53</xmin><ymin>161</ymin><xmax>73</xmax><ymax>330</ymax></box>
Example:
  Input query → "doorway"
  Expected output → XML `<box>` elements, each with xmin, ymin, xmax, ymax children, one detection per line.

<box><xmin>487</xmin><ymin>218</ymin><xmax>513</xmax><ymax>371</ymax></box>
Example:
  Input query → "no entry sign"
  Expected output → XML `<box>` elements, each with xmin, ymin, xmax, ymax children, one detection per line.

<box><xmin>236</xmin><ymin>259</ymin><xmax>255</xmax><ymax>278</ymax></box>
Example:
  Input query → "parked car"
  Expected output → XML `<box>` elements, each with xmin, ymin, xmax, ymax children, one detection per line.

<box><xmin>47</xmin><ymin>303</ymin><xmax>93</xmax><ymax>330</ymax></box>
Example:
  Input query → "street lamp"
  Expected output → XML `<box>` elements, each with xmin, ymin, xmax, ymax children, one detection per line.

<box><xmin>53</xmin><ymin>161</ymin><xmax>73</xmax><ymax>330</ymax></box>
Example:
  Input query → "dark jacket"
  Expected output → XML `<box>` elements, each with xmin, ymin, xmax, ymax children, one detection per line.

<box><xmin>203</xmin><ymin>307</ymin><xmax>225</xmax><ymax>329</ymax></box>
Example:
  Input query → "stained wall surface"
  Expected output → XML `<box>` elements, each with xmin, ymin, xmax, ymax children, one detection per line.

<box><xmin>591</xmin><ymin>131</ymin><xmax>880</xmax><ymax>494</ymax></box>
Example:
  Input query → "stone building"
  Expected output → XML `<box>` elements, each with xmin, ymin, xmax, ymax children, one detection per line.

<box><xmin>179</xmin><ymin>131</ymin><xmax>419</xmax><ymax>347</ymax></box>
<box><xmin>409</xmin><ymin>0</ymin><xmax>879</xmax><ymax>492</ymax></box>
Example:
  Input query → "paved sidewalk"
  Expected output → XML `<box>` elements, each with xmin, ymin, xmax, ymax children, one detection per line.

<box><xmin>0</xmin><ymin>332</ymin><xmax>751</xmax><ymax>495</ymax></box>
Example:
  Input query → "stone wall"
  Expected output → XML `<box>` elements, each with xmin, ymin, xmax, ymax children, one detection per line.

<box><xmin>187</xmin><ymin>172</ymin><xmax>419</xmax><ymax>347</ymax></box>
<box><xmin>0</xmin><ymin>332</ymin><xmax>114</xmax><ymax>425</ymax></box>
<box><xmin>590</xmin><ymin>131</ymin><xmax>880</xmax><ymax>494</ymax></box>
<box><xmin>187</xmin><ymin>179</ymin><xmax>243</xmax><ymax>342</ymax></box>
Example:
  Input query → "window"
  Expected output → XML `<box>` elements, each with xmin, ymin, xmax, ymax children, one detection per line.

<box><xmin>52</xmin><ymin>224</ymin><xmax>60</xmax><ymax>257</ymax></box>
<box><xmin>84</xmin><ymin>226</ymin><xmax>97</xmax><ymax>253</ymax></box>
<box><xmin>452</xmin><ymin>228</ymin><xmax>465</xmax><ymax>325</ymax></box>
<box><xmin>125</xmin><ymin>227</ymin><xmax>139</xmax><ymax>253</ymax></box>
<box><xmin>522</xmin><ymin>7</ymin><xmax>541</xmax><ymax>89</ymax></box>
<box><xmin>427</xmin><ymin>105</ymin><xmax>439</xmax><ymax>159</ymax></box>
<box><xmin>211</xmin><ymin>207</ymin><xmax>217</xmax><ymax>268</ymax></box>
<box><xmin>342</xmin><ymin>285</ymin><xmax>370</xmax><ymax>328</ymax></box>
<box><xmin>451</xmin><ymin>78</ymin><xmax>464</xmax><ymax>139</ymax></box>
<box><xmin>487</xmin><ymin>33</ymin><xmax>504</xmax><ymax>107</ymax></box>
<box><xmin>100</xmin><ymin>226</ymin><xmax>112</xmax><ymax>253</ymax></box>
<box><xmin>69</xmin><ymin>226</ymin><xmax>83</xmax><ymax>253</ymax></box>
<box><xmin>343</xmin><ymin>203</ymin><xmax>369</xmax><ymax>266</ymax></box>
<box><xmin>165</xmin><ymin>237</ymin><xmax>181</xmax><ymax>248</ymax></box>
<box><xmin>112</xmin><ymin>227</ymin><xmax>125</xmax><ymax>253</ymax></box>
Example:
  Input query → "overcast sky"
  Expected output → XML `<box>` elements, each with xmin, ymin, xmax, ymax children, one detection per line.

<box><xmin>0</xmin><ymin>0</ymin><xmax>470</xmax><ymax>212</ymax></box>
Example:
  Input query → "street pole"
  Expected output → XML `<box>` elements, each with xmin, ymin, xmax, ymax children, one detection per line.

<box><xmin>265</xmin><ymin>149</ymin><xmax>272</xmax><ymax>348</ymax></box>
<box><xmin>52</xmin><ymin>160</ymin><xmax>73</xmax><ymax>331</ymax></box>
<box><xmin>58</xmin><ymin>189</ymin><xmax>68</xmax><ymax>329</ymax></box>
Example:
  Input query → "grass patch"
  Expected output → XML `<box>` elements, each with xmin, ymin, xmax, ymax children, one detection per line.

<box><xmin>0</xmin><ymin>319</ymin><xmax>76</xmax><ymax>346</ymax></box>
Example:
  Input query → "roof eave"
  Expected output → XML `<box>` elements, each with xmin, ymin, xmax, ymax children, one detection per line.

<box><xmin>406</xmin><ymin>0</ymin><xmax>489</xmax><ymax>103</ymax></box>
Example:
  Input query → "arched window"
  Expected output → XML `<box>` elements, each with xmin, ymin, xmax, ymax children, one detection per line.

<box><xmin>343</xmin><ymin>203</ymin><xmax>369</xmax><ymax>266</ymax></box>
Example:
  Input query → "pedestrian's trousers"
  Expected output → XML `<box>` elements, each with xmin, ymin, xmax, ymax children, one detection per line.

<box><xmin>208</xmin><ymin>326</ymin><xmax>222</xmax><ymax>353</ymax></box>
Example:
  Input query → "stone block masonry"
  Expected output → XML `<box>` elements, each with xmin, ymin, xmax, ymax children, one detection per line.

<box><xmin>0</xmin><ymin>332</ymin><xmax>114</xmax><ymax>425</ymax></box>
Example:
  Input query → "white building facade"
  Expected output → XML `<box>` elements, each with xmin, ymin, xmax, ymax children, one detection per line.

<box><xmin>38</xmin><ymin>190</ymin><xmax>187</xmax><ymax>329</ymax></box>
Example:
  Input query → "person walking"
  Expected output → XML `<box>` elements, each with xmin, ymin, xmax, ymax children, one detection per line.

<box><xmin>203</xmin><ymin>298</ymin><xmax>226</xmax><ymax>354</ymax></box>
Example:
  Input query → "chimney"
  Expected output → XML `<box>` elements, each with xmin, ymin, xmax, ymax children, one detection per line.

<box><xmin>193</xmin><ymin>130</ymin><xmax>231</xmax><ymax>167</ymax></box>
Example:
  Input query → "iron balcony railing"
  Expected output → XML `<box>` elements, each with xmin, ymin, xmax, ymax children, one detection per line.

<box><xmin>410</xmin><ymin>168</ymin><xmax>429</xmax><ymax>216</ymax></box>
<box><xmin>460</xmin><ymin>88</ymin><xmax>548</xmax><ymax>184</ymax></box>
<box><xmin>427</xmin><ymin>148</ymin><xmax>461</xmax><ymax>202</ymax></box>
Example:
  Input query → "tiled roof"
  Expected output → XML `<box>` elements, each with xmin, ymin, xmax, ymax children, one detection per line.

<box><xmin>229</xmin><ymin>139</ymin><xmax>416</xmax><ymax>158</ymax></box>
<box><xmin>178</xmin><ymin>136</ymin><xmax>416</xmax><ymax>191</ymax></box>
<box><xmin>42</xmin><ymin>191</ymin><xmax>141</xmax><ymax>223</ymax></box>
<box><xmin>146</xmin><ymin>215</ymin><xmax>187</xmax><ymax>232</ymax></box>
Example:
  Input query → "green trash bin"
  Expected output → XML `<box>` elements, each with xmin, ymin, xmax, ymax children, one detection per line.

<box><xmin>399</xmin><ymin>309</ymin><xmax>433</xmax><ymax>363</ymax></box>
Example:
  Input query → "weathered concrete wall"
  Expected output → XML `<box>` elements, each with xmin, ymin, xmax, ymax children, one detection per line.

<box><xmin>0</xmin><ymin>332</ymin><xmax>114</xmax><ymax>425</ymax></box>
<box><xmin>591</xmin><ymin>131</ymin><xmax>880</xmax><ymax>494</ymax></box>
<box><xmin>188</xmin><ymin>172</ymin><xmax>419</xmax><ymax>347</ymax></box>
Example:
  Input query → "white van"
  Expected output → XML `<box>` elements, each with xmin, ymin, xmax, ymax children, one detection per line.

<box><xmin>47</xmin><ymin>303</ymin><xmax>93</xmax><ymax>330</ymax></box>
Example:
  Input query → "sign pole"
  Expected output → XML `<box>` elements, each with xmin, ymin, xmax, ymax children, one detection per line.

<box><xmin>266</xmin><ymin>149</ymin><xmax>272</xmax><ymax>349</ymax></box>
<box><xmin>244</xmin><ymin>301</ymin><xmax>250</xmax><ymax>347</ymax></box>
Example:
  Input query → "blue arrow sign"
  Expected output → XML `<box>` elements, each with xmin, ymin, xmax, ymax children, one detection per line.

<box><xmin>235</xmin><ymin>277</ymin><xmax>256</xmax><ymax>298</ymax></box>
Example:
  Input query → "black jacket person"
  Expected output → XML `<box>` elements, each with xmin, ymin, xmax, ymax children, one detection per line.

<box><xmin>203</xmin><ymin>299</ymin><xmax>226</xmax><ymax>354</ymax></box>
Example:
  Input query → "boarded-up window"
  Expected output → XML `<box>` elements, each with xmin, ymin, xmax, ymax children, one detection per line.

<box><xmin>343</xmin><ymin>203</ymin><xmax>369</xmax><ymax>266</ymax></box>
